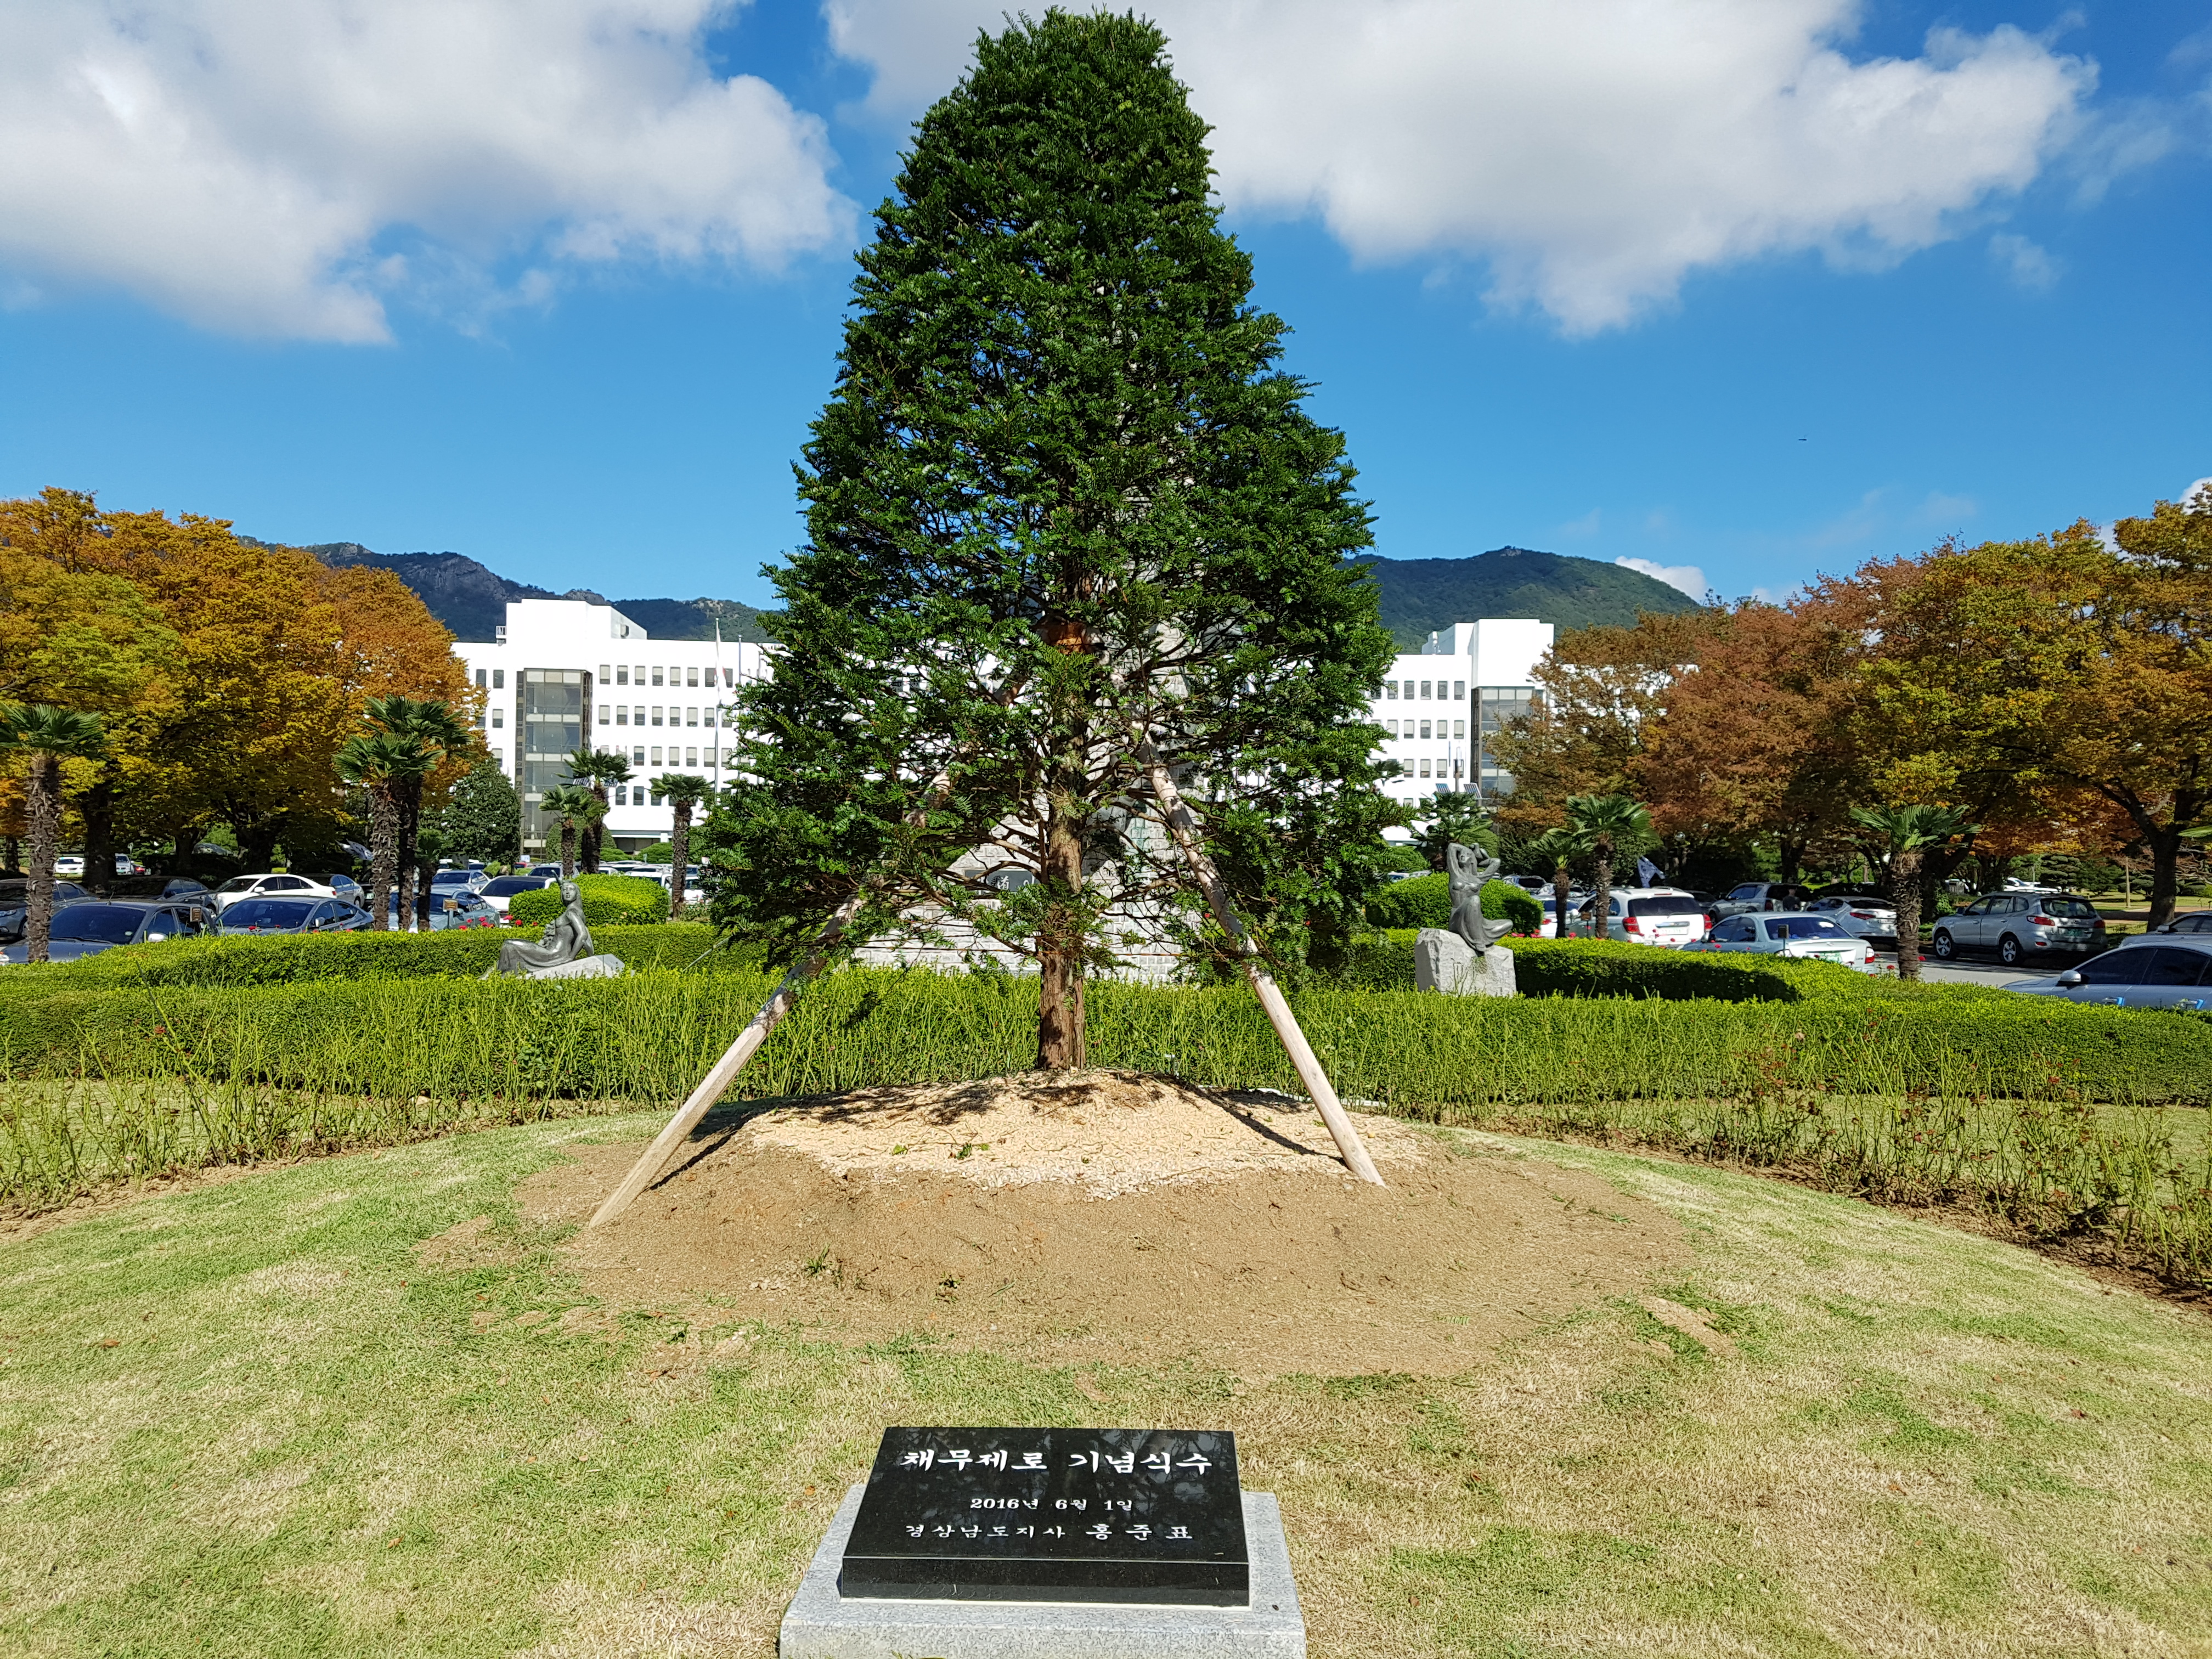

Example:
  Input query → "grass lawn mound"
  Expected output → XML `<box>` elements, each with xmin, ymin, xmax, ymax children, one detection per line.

<box><xmin>522</xmin><ymin>1074</ymin><xmax>1686</xmax><ymax>1376</ymax></box>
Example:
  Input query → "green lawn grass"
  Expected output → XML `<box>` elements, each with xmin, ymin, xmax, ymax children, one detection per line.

<box><xmin>4</xmin><ymin>1112</ymin><xmax>2209</xmax><ymax>1657</ymax></box>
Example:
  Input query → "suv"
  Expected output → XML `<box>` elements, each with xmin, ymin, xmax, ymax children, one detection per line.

<box><xmin>1931</xmin><ymin>891</ymin><xmax>2105</xmax><ymax>967</ymax></box>
<box><xmin>1709</xmin><ymin>882</ymin><xmax>1814</xmax><ymax>921</ymax></box>
<box><xmin>1566</xmin><ymin>888</ymin><xmax>1711</xmax><ymax>947</ymax></box>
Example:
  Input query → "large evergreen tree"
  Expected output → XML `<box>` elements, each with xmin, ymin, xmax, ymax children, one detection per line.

<box><xmin>713</xmin><ymin>11</ymin><xmax>1395</xmax><ymax>1069</ymax></box>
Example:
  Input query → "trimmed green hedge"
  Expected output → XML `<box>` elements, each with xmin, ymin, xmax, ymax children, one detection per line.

<box><xmin>1364</xmin><ymin>874</ymin><xmax>1541</xmax><ymax>934</ymax></box>
<box><xmin>507</xmin><ymin>873</ymin><xmax>669</xmax><ymax>928</ymax></box>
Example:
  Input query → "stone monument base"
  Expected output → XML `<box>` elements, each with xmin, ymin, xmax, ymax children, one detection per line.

<box><xmin>1414</xmin><ymin>929</ymin><xmax>1516</xmax><ymax>997</ymax></box>
<box><xmin>778</xmin><ymin>1486</ymin><xmax>1305</xmax><ymax>1659</ymax></box>
<box><xmin>526</xmin><ymin>953</ymin><xmax>628</xmax><ymax>981</ymax></box>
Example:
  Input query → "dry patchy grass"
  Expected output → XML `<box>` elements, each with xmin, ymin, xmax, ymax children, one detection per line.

<box><xmin>0</xmin><ymin>1113</ymin><xmax>2208</xmax><ymax>1657</ymax></box>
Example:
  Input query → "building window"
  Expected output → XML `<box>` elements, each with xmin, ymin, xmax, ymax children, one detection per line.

<box><xmin>652</xmin><ymin>667</ymin><xmax>664</xmax><ymax>687</ymax></box>
<box><xmin>613</xmin><ymin>785</ymin><xmax>627</xmax><ymax>806</ymax></box>
<box><xmin>632</xmin><ymin>746</ymin><xmax>645</xmax><ymax>765</ymax></box>
<box><xmin>614</xmin><ymin>707</ymin><xmax>627</xmax><ymax>726</ymax></box>
<box><xmin>650</xmin><ymin>789</ymin><xmax>665</xmax><ymax>808</ymax></box>
<box><xmin>491</xmin><ymin>709</ymin><xmax>503</xmax><ymax>728</ymax></box>
<box><xmin>600</xmin><ymin>664</ymin><xmax>611</xmax><ymax>682</ymax></box>
<box><xmin>634</xmin><ymin>664</ymin><xmax>645</xmax><ymax>685</ymax></box>
<box><xmin>1384</xmin><ymin>720</ymin><xmax>1397</xmax><ymax>738</ymax></box>
<box><xmin>1420</xmin><ymin>680</ymin><xmax>1432</xmax><ymax>700</ymax></box>
<box><xmin>684</xmin><ymin>747</ymin><xmax>697</xmax><ymax>766</ymax></box>
<box><xmin>686</xmin><ymin>667</ymin><xmax>699</xmax><ymax>687</ymax></box>
<box><xmin>474</xmin><ymin>668</ymin><xmax>486</xmax><ymax>688</ymax></box>
<box><xmin>1454</xmin><ymin>680</ymin><xmax>1465</xmax><ymax>700</ymax></box>
<box><xmin>723</xmin><ymin>667</ymin><xmax>734</xmax><ymax>687</ymax></box>
<box><xmin>651</xmin><ymin>746</ymin><xmax>663</xmax><ymax>765</ymax></box>
<box><xmin>651</xmin><ymin>707</ymin><xmax>663</xmax><ymax>726</ymax></box>
<box><xmin>1454</xmin><ymin>719</ymin><xmax>1466</xmax><ymax>738</ymax></box>
<box><xmin>703</xmin><ymin>709</ymin><xmax>716</xmax><ymax>729</ymax></box>
<box><xmin>492</xmin><ymin>669</ymin><xmax>504</xmax><ymax>690</ymax></box>
<box><xmin>597</xmin><ymin>704</ymin><xmax>610</xmax><ymax>723</ymax></box>
<box><xmin>1419</xmin><ymin>759</ymin><xmax>1431</xmax><ymax>777</ymax></box>
<box><xmin>1419</xmin><ymin>720</ymin><xmax>1432</xmax><ymax>740</ymax></box>
<box><xmin>617</xmin><ymin>665</ymin><xmax>629</xmax><ymax>685</ymax></box>
<box><xmin>686</xmin><ymin>707</ymin><xmax>698</xmax><ymax>726</ymax></box>
<box><xmin>1384</xmin><ymin>681</ymin><xmax>1397</xmax><ymax>699</ymax></box>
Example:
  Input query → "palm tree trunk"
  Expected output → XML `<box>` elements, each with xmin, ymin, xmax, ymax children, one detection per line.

<box><xmin>585</xmin><ymin>784</ymin><xmax>607</xmax><ymax>873</ymax></box>
<box><xmin>1589</xmin><ymin>837</ymin><xmax>1616</xmax><ymax>940</ymax></box>
<box><xmin>23</xmin><ymin>754</ymin><xmax>61</xmax><ymax>963</ymax></box>
<box><xmin>560</xmin><ymin>822</ymin><xmax>575</xmax><ymax>879</ymax></box>
<box><xmin>394</xmin><ymin>782</ymin><xmax>421</xmax><ymax>931</ymax></box>
<box><xmin>670</xmin><ymin>804</ymin><xmax>690</xmax><ymax>917</ymax></box>
<box><xmin>1892</xmin><ymin>849</ymin><xmax>1925</xmax><ymax>983</ymax></box>
<box><xmin>80</xmin><ymin>769</ymin><xmax>116</xmax><ymax>899</ymax></box>
<box><xmin>367</xmin><ymin>784</ymin><xmax>400</xmax><ymax>933</ymax></box>
<box><xmin>1551</xmin><ymin>861</ymin><xmax>1571</xmax><ymax>938</ymax></box>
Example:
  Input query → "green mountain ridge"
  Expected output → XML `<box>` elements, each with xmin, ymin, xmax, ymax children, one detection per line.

<box><xmin>287</xmin><ymin>539</ymin><xmax>1696</xmax><ymax>650</ymax></box>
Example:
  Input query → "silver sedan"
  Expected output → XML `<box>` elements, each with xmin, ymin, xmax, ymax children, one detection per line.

<box><xmin>1684</xmin><ymin>911</ymin><xmax>1876</xmax><ymax>972</ymax></box>
<box><xmin>2008</xmin><ymin>937</ymin><xmax>2211</xmax><ymax>1008</ymax></box>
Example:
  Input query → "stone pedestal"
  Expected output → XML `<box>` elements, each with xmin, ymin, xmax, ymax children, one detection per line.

<box><xmin>780</xmin><ymin>1486</ymin><xmax>1305</xmax><ymax>1659</ymax></box>
<box><xmin>1414</xmin><ymin>930</ymin><xmax>1517</xmax><ymax>997</ymax></box>
<box><xmin>525</xmin><ymin>952</ymin><xmax>628</xmax><ymax>981</ymax></box>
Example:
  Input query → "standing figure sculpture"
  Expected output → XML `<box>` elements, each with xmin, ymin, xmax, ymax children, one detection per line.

<box><xmin>1446</xmin><ymin>841</ymin><xmax>1514</xmax><ymax>953</ymax></box>
<box><xmin>484</xmin><ymin>880</ymin><xmax>625</xmax><ymax>980</ymax></box>
<box><xmin>1413</xmin><ymin>840</ymin><xmax>1519</xmax><ymax>997</ymax></box>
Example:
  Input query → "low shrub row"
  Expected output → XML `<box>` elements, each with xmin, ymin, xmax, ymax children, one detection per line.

<box><xmin>506</xmin><ymin>872</ymin><xmax>670</xmax><ymax>928</ymax></box>
<box><xmin>1362</xmin><ymin>874</ymin><xmax>1541</xmax><ymax>934</ymax></box>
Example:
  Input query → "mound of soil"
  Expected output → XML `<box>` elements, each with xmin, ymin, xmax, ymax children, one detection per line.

<box><xmin>525</xmin><ymin>1071</ymin><xmax>1685</xmax><ymax>1376</ymax></box>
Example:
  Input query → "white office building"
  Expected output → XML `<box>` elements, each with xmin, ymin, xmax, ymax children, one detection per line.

<box><xmin>1368</xmin><ymin>618</ymin><xmax>1553</xmax><ymax>806</ymax></box>
<box><xmin>453</xmin><ymin>597</ymin><xmax>1553</xmax><ymax>853</ymax></box>
<box><xmin>452</xmin><ymin>599</ymin><xmax>769</xmax><ymax>855</ymax></box>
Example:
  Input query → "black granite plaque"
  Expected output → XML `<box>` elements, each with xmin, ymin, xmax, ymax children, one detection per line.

<box><xmin>839</xmin><ymin>1427</ymin><xmax>1247</xmax><ymax>1606</ymax></box>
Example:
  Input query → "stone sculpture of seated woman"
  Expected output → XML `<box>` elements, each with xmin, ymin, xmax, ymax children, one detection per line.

<box><xmin>484</xmin><ymin>880</ymin><xmax>624</xmax><ymax>979</ymax></box>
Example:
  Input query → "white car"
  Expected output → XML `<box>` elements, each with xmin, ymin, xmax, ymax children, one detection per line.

<box><xmin>53</xmin><ymin>854</ymin><xmax>85</xmax><ymax>877</ymax></box>
<box><xmin>1686</xmin><ymin>910</ymin><xmax>1877</xmax><ymax>972</ymax></box>
<box><xmin>1805</xmin><ymin>894</ymin><xmax>1900</xmax><ymax>946</ymax></box>
<box><xmin>1559</xmin><ymin>887</ymin><xmax>1710</xmax><ymax>947</ymax></box>
<box><xmin>209</xmin><ymin>872</ymin><xmax>342</xmax><ymax>913</ymax></box>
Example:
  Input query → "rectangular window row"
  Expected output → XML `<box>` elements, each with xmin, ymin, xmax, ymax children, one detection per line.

<box><xmin>599</xmin><ymin>706</ymin><xmax>720</xmax><ymax>727</ymax></box>
<box><xmin>472</xmin><ymin>668</ymin><xmax>507</xmax><ymax>690</ymax></box>
<box><xmin>623</xmin><ymin>746</ymin><xmax>717</xmax><ymax>768</ymax></box>
<box><xmin>1397</xmin><ymin>758</ymin><xmax>1465</xmax><ymax>780</ymax></box>
<box><xmin>601</xmin><ymin>664</ymin><xmax>733</xmax><ymax>689</ymax></box>
<box><xmin>1383</xmin><ymin>679</ymin><xmax>1466</xmax><ymax>701</ymax></box>
<box><xmin>1383</xmin><ymin>719</ymin><xmax>1466</xmax><ymax>740</ymax></box>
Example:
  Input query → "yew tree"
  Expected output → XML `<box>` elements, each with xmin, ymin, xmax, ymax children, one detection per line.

<box><xmin>715</xmin><ymin>12</ymin><xmax>1393</xmax><ymax>1069</ymax></box>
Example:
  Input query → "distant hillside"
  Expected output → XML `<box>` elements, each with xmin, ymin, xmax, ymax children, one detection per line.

<box><xmin>1370</xmin><ymin>546</ymin><xmax>1702</xmax><ymax>648</ymax></box>
<box><xmin>296</xmin><ymin>543</ymin><xmax>774</xmax><ymax>644</ymax></box>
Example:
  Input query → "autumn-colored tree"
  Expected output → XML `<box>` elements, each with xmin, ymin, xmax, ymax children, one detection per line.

<box><xmin>1858</xmin><ymin>502</ymin><xmax>2212</xmax><ymax>929</ymax></box>
<box><xmin>1489</xmin><ymin>610</ymin><xmax>1717</xmax><ymax>830</ymax></box>
<box><xmin>1636</xmin><ymin>594</ymin><xmax>1872</xmax><ymax>882</ymax></box>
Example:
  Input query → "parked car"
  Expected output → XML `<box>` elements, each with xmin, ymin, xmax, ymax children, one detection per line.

<box><xmin>218</xmin><ymin>897</ymin><xmax>372</xmax><ymax>935</ymax></box>
<box><xmin>53</xmin><ymin>855</ymin><xmax>85</xmax><ymax>877</ymax></box>
<box><xmin>2008</xmin><ymin>936</ymin><xmax>2212</xmax><ymax>1009</ymax></box>
<box><xmin>1804</xmin><ymin>892</ymin><xmax>1900</xmax><ymax>948</ymax></box>
<box><xmin>390</xmin><ymin>891</ymin><xmax>502</xmax><ymax>930</ymax></box>
<box><xmin>160</xmin><ymin>877</ymin><xmax>215</xmax><ymax>901</ymax></box>
<box><xmin>0</xmin><ymin>900</ymin><xmax>211</xmax><ymax>963</ymax></box>
<box><xmin>526</xmin><ymin>862</ymin><xmax>566</xmax><ymax>879</ymax></box>
<box><xmin>1709</xmin><ymin>882</ymin><xmax>1815</xmax><ymax>921</ymax></box>
<box><xmin>1929</xmin><ymin>891</ymin><xmax>2104</xmax><ymax>967</ymax></box>
<box><xmin>427</xmin><ymin>868</ymin><xmax>488</xmax><ymax>898</ymax></box>
<box><xmin>210</xmin><ymin>872</ymin><xmax>342</xmax><ymax>914</ymax></box>
<box><xmin>1685</xmin><ymin>911</ymin><xmax>1877</xmax><ymax>972</ymax></box>
<box><xmin>477</xmin><ymin>874</ymin><xmax>554</xmax><ymax>916</ymax></box>
<box><xmin>1562</xmin><ymin>888</ymin><xmax>1711</xmax><ymax>947</ymax></box>
<box><xmin>1534</xmin><ymin>893</ymin><xmax>1593</xmax><ymax>939</ymax></box>
<box><xmin>2148</xmin><ymin>911</ymin><xmax>2212</xmax><ymax>937</ymax></box>
<box><xmin>0</xmin><ymin>881</ymin><xmax>91</xmax><ymax>941</ymax></box>
<box><xmin>301</xmin><ymin>872</ymin><xmax>365</xmax><ymax>903</ymax></box>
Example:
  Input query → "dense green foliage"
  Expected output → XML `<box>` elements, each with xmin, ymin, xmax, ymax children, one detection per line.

<box><xmin>506</xmin><ymin>874</ymin><xmax>668</xmax><ymax>929</ymax></box>
<box><xmin>429</xmin><ymin>755</ymin><xmax>522</xmax><ymax>865</ymax></box>
<box><xmin>707</xmin><ymin>12</ymin><xmax>1400</xmax><ymax>1070</ymax></box>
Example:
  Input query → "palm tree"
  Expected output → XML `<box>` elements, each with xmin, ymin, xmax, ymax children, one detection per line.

<box><xmin>1564</xmin><ymin>793</ymin><xmax>1652</xmax><ymax>940</ymax></box>
<box><xmin>1851</xmin><ymin>803</ymin><xmax>1976</xmax><ymax>983</ymax></box>
<box><xmin>659</xmin><ymin>774</ymin><xmax>712</xmax><ymax>915</ymax></box>
<box><xmin>364</xmin><ymin>697</ymin><xmax>471</xmax><ymax>928</ymax></box>
<box><xmin>539</xmin><ymin>783</ymin><xmax>603</xmax><ymax>879</ymax></box>
<box><xmin>565</xmin><ymin>748</ymin><xmax>634</xmax><ymax>873</ymax></box>
<box><xmin>336</xmin><ymin>733</ymin><xmax>409</xmax><ymax>933</ymax></box>
<box><xmin>1522</xmin><ymin>826</ymin><xmax>1587</xmax><ymax>940</ymax></box>
<box><xmin>0</xmin><ymin>704</ymin><xmax>104</xmax><ymax>963</ymax></box>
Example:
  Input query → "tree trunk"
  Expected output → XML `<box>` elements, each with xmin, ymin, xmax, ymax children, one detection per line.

<box><xmin>1587</xmin><ymin>838</ymin><xmax>1616</xmax><ymax>940</ymax></box>
<box><xmin>23</xmin><ymin>754</ymin><xmax>60</xmax><ymax>963</ymax></box>
<box><xmin>2</xmin><ymin>836</ymin><xmax>17</xmax><ymax>874</ymax></box>
<box><xmin>417</xmin><ymin>854</ymin><xmax>441</xmax><ymax>928</ymax></box>
<box><xmin>1551</xmin><ymin>861</ymin><xmax>1572</xmax><ymax>938</ymax></box>
<box><xmin>585</xmin><ymin>785</ymin><xmax>607</xmax><ymax>873</ymax></box>
<box><xmin>240</xmin><ymin>822</ymin><xmax>281</xmax><ymax>872</ymax></box>
<box><xmin>560</xmin><ymin>822</ymin><xmax>576</xmax><ymax>879</ymax></box>
<box><xmin>2145</xmin><ymin>825</ymin><xmax>2182</xmax><ymax>933</ymax></box>
<box><xmin>1035</xmin><ymin>789</ymin><xmax>1087</xmax><ymax>1070</ymax></box>
<box><xmin>670</xmin><ymin>804</ymin><xmax>690</xmax><ymax>917</ymax></box>
<box><xmin>1776</xmin><ymin>839</ymin><xmax>1804</xmax><ymax>885</ymax></box>
<box><xmin>394</xmin><ymin>783</ymin><xmax>420</xmax><ymax>932</ymax></box>
<box><xmin>367</xmin><ymin>785</ymin><xmax>400</xmax><ymax>933</ymax></box>
<box><xmin>80</xmin><ymin>771</ymin><xmax>116</xmax><ymax>899</ymax></box>
<box><xmin>1892</xmin><ymin>848</ymin><xmax>1925</xmax><ymax>983</ymax></box>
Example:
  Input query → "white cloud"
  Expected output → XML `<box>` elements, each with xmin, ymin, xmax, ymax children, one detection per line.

<box><xmin>822</xmin><ymin>0</ymin><xmax>2091</xmax><ymax>333</ymax></box>
<box><xmin>0</xmin><ymin>0</ymin><xmax>849</xmax><ymax>341</ymax></box>
<box><xmin>1614</xmin><ymin>556</ymin><xmax>1707</xmax><ymax>600</ymax></box>
<box><xmin>1988</xmin><ymin>233</ymin><xmax>2061</xmax><ymax>291</ymax></box>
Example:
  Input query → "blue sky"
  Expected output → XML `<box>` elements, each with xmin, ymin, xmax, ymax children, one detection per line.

<box><xmin>1</xmin><ymin>0</ymin><xmax>2205</xmax><ymax>611</ymax></box>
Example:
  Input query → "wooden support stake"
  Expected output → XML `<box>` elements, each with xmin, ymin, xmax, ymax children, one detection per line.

<box><xmin>586</xmin><ymin>894</ymin><xmax>864</xmax><ymax>1228</ymax></box>
<box><xmin>1138</xmin><ymin>742</ymin><xmax>1385</xmax><ymax>1188</ymax></box>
